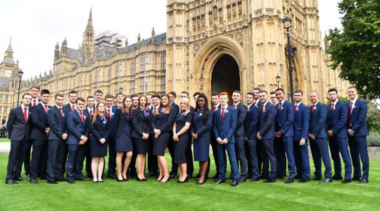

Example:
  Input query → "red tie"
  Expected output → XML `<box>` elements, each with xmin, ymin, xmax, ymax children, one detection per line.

<box><xmin>59</xmin><ymin>108</ymin><xmax>63</xmax><ymax>116</ymax></box>
<box><xmin>294</xmin><ymin>104</ymin><xmax>298</xmax><ymax>112</ymax></box>
<box><xmin>347</xmin><ymin>102</ymin><xmax>353</xmax><ymax>128</ymax></box>
<box><xmin>45</xmin><ymin>104</ymin><xmax>49</xmax><ymax>113</ymax></box>
<box><xmin>79</xmin><ymin>112</ymin><xmax>84</xmax><ymax>124</ymax></box>
<box><xmin>311</xmin><ymin>104</ymin><xmax>315</xmax><ymax>113</ymax></box>
<box><xmin>72</xmin><ymin>105</ymin><xmax>75</xmax><ymax>111</ymax></box>
<box><xmin>261</xmin><ymin>105</ymin><xmax>264</xmax><ymax>113</ymax></box>
<box><xmin>278</xmin><ymin>102</ymin><xmax>282</xmax><ymax>110</ymax></box>
<box><xmin>89</xmin><ymin>110</ymin><xmax>93</xmax><ymax>116</ymax></box>
<box><xmin>24</xmin><ymin>108</ymin><xmax>28</xmax><ymax>122</ymax></box>
<box><xmin>153</xmin><ymin>107</ymin><xmax>156</xmax><ymax>115</ymax></box>
<box><xmin>331</xmin><ymin>103</ymin><xmax>334</xmax><ymax>113</ymax></box>
<box><xmin>213</xmin><ymin>107</ymin><xmax>216</xmax><ymax>113</ymax></box>
<box><xmin>108</xmin><ymin>109</ymin><xmax>111</xmax><ymax>120</ymax></box>
<box><xmin>253</xmin><ymin>102</ymin><xmax>257</xmax><ymax>106</ymax></box>
<box><xmin>246</xmin><ymin>106</ymin><xmax>249</xmax><ymax>112</ymax></box>
<box><xmin>221</xmin><ymin>107</ymin><xmax>225</xmax><ymax>119</ymax></box>
<box><xmin>33</xmin><ymin>100</ymin><xmax>36</xmax><ymax>107</ymax></box>
<box><xmin>234</xmin><ymin>104</ymin><xmax>236</xmax><ymax>109</ymax></box>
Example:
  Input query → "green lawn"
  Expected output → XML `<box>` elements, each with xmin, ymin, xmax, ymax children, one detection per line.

<box><xmin>0</xmin><ymin>138</ymin><xmax>10</xmax><ymax>142</ymax></box>
<box><xmin>0</xmin><ymin>154</ymin><xmax>379</xmax><ymax>211</ymax></box>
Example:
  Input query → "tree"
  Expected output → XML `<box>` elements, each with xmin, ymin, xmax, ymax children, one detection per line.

<box><xmin>327</xmin><ymin>0</ymin><xmax>380</xmax><ymax>98</ymax></box>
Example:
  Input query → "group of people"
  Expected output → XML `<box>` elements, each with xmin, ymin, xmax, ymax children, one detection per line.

<box><xmin>5</xmin><ymin>85</ymin><xmax>370</xmax><ymax>187</ymax></box>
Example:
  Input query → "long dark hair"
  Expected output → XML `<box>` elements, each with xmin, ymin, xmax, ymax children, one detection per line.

<box><xmin>160</xmin><ymin>94</ymin><xmax>171</xmax><ymax>114</ymax></box>
<box><xmin>195</xmin><ymin>93</ymin><xmax>209</xmax><ymax>123</ymax></box>
<box><xmin>121</xmin><ymin>96</ymin><xmax>133</xmax><ymax>115</ymax></box>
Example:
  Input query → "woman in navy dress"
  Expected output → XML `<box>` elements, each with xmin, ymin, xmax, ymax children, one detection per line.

<box><xmin>192</xmin><ymin>94</ymin><xmax>213</xmax><ymax>185</ymax></box>
<box><xmin>132</xmin><ymin>95</ymin><xmax>151</xmax><ymax>181</ymax></box>
<box><xmin>89</xmin><ymin>102</ymin><xmax>110</xmax><ymax>183</ymax></box>
<box><xmin>173</xmin><ymin>98</ymin><xmax>193</xmax><ymax>183</ymax></box>
<box><xmin>114</xmin><ymin>96</ymin><xmax>133</xmax><ymax>182</ymax></box>
<box><xmin>152</xmin><ymin>94</ymin><xmax>176</xmax><ymax>183</ymax></box>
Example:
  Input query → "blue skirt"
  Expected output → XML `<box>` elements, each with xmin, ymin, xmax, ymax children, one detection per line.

<box><xmin>194</xmin><ymin>136</ymin><xmax>210</xmax><ymax>162</ymax></box>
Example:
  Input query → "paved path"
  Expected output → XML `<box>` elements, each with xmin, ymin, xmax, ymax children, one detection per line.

<box><xmin>0</xmin><ymin>142</ymin><xmax>10</xmax><ymax>154</ymax></box>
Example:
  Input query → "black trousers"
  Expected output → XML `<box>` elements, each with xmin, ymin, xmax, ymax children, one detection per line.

<box><xmin>47</xmin><ymin>139</ymin><xmax>66</xmax><ymax>180</ymax></box>
<box><xmin>147</xmin><ymin>137</ymin><xmax>158</xmax><ymax>174</ymax></box>
<box><xmin>186</xmin><ymin>136</ymin><xmax>194</xmax><ymax>176</ymax></box>
<box><xmin>210</xmin><ymin>133</ymin><xmax>221</xmax><ymax>176</ymax></box>
<box><xmin>245</xmin><ymin>140</ymin><xmax>252</xmax><ymax>177</ymax></box>
<box><xmin>22</xmin><ymin>140</ymin><xmax>32</xmax><ymax>176</ymax></box>
<box><xmin>167</xmin><ymin>131</ymin><xmax>178</xmax><ymax>175</ymax></box>
<box><xmin>258</xmin><ymin>140</ymin><xmax>269</xmax><ymax>176</ymax></box>
<box><xmin>262</xmin><ymin>139</ymin><xmax>277</xmax><ymax>179</ymax></box>
<box><xmin>30</xmin><ymin>139</ymin><xmax>48</xmax><ymax>179</ymax></box>
<box><xmin>107</xmin><ymin>138</ymin><xmax>117</xmax><ymax>176</ymax></box>
<box><xmin>128</xmin><ymin>142</ymin><xmax>137</xmax><ymax>177</ymax></box>
<box><xmin>61</xmin><ymin>145</ymin><xmax>68</xmax><ymax>176</ymax></box>
<box><xmin>85</xmin><ymin>140</ymin><xmax>92</xmax><ymax>177</ymax></box>
<box><xmin>6</xmin><ymin>140</ymin><xmax>26</xmax><ymax>180</ymax></box>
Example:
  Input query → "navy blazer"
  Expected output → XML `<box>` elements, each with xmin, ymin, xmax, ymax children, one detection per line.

<box><xmin>89</xmin><ymin>115</ymin><xmax>110</xmax><ymax>142</ymax></box>
<box><xmin>62</xmin><ymin>103</ymin><xmax>75</xmax><ymax>117</ymax></box>
<box><xmin>30</xmin><ymin>103</ymin><xmax>51</xmax><ymax>140</ymax></box>
<box><xmin>132</xmin><ymin>108</ymin><xmax>152</xmax><ymax>138</ymax></box>
<box><xmin>105</xmin><ymin>106</ymin><xmax>118</xmax><ymax>138</ymax></box>
<box><xmin>276</xmin><ymin>100</ymin><xmax>294</xmax><ymax>137</ymax></box>
<box><xmin>113</xmin><ymin>109</ymin><xmax>132</xmax><ymax>139</ymax></box>
<box><xmin>258</xmin><ymin>102</ymin><xmax>277</xmax><ymax>140</ymax></box>
<box><xmin>326</xmin><ymin>100</ymin><xmax>348</xmax><ymax>138</ymax></box>
<box><xmin>309</xmin><ymin>102</ymin><xmax>327</xmax><ymax>139</ymax></box>
<box><xmin>7</xmin><ymin>106</ymin><xmax>32</xmax><ymax>141</ymax></box>
<box><xmin>47</xmin><ymin>106</ymin><xmax>67</xmax><ymax>140</ymax></box>
<box><xmin>213</xmin><ymin>105</ymin><xmax>237</xmax><ymax>143</ymax></box>
<box><xmin>171</xmin><ymin>102</ymin><xmax>180</xmax><ymax>115</ymax></box>
<box><xmin>66</xmin><ymin>110</ymin><xmax>89</xmax><ymax>145</ymax></box>
<box><xmin>151</xmin><ymin>107</ymin><xmax>176</xmax><ymax>133</ymax></box>
<box><xmin>192</xmin><ymin>109</ymin><xmax>213</xmax><ymax>138</ymax></box>
<box><xmin>82</xmin><ymin>107</ymin><xmax>94</xmax><ymax>117</ymax></box>
<box><xmin>234</xmin><ymin>103</ymin><xmax>247</xmax><ymax>136</ymax></box>
<box><xmin>348</xmin><ymin>99</ymin><xmax>369</xmax><ymax>136</ymax></box>
<box><xmin>293</xmin><ymin>103</ymin><xmax>310</xmax><ymax>141</ymax></box>
<box><xmin>244</xmin><ymin>104</ymin><xmax>260</xmax><ymax>139</ymax></box>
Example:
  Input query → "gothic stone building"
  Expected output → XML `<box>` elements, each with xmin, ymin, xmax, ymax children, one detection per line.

<box><xmin>1</xmin><ymin>0</ymin><xmax>350</xmax><ymax>123</ymax></box>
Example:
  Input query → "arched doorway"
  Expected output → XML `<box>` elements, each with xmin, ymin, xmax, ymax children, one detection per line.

<box><xmin>211</xmin><ymin>54</ymin><xmax>240</xmax><ymax>96</ymax></box>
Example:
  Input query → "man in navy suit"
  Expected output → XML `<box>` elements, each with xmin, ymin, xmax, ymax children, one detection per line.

<box><xmin>293</xmin><ymin>90</ymin><xmax>310</xmax><ymax>182</ymax></box>
<box><xmin>94</xmin><ymin>90</ymin><xmax>103</xmax><ymax>109</ymax></box>
<box><xmin>105</xmin><ymin>94</ymin><xmax>117</xmax><ymax>179</ymax></box>
<box><xmin>61</xmin><ymin>91</ymin><xmax>77</xmax><ymax>175</ymax></box>
<box><xmin>232</xmin><ymin>90</ymin><xmax>247</xmax><ymax>182</ymax></box>
<box><xmin>83</xmin><ymin>96</ymin><xmax>95</xmax><ymax>178</ymax></box>
<box><xmin>115</xmin><ymin>93</ymin><xmax>124</xmax><ymax>109</ymax></box>
<box><xmin>47</xmin><ymin>94</ymin><xmax>68</xmax><ymax>184</ymax></box>
<box><xmin>29</xmin><ymin>89</ymin><xmax>52</xmax><ymax>184</ymax></box>
<box><xmin>326</xmin><ymin>88</ymin><xmax>352</xmax><ymax>183</ymax></box>
<box><xmin>244</xmin><ymin>92</ymin><xmax>260</xmax><ymax>182</ymax></box>
<box><xmin>347</xmin><ymin>86</ymin><xmax>369</xmax><ymax>184</ymax></box>
<box><xmin>275</xmin><ymin>88</ymin><xmax>296</xmax><ymax>183</ymax></box>
<box><xmin>5</xmin><ymin>93</ymin><xmax>33</xmax><ymax>185</ymax></box>
<box><xmin>147</xmin><ymin>94</ymin><xmax>160</xmax><ymax>177</ymax></box>
<box><xmin>66</xmin><ymin>97</ymin><xmax>89</xmax><ymax>184</ymax></box>
<box><xmin>257</xmin><ymin>90</ymin><xmax>277</xmax><ymax>183</ymax></box>
<box><xmin>309</xmin><ymin>90</ymin><xmax>332</xmax><ymax>184</ymax></box>
<box><xmin>168</xmin><ymin>91</ymin><xmax>179</xmax><ymax>178</ymax></box>
<box><xmin>210</xmin><ymin>93</ymin><xmax>223</xmax><ymax>179</ymax></box>
<box><xmin>213</xmin><ymin>92</ymin><xmax>239</xmax><ymax>186</ymax></box>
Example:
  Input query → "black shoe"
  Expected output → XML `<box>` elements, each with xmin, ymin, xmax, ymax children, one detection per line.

<box><xmin>332</xmin><ymin>175</ymin><xmax>343</xmax><ymax>180</ymax></box>
<box><xmin>352</xmin><ymin>177</ymin><xmax>361</xmax><ymax>181</ymax></box>
<box><xmin>263</xmin><ymin>178</ymin><xmax>276</xmax><ymax>183</ymax></box>
<box><xmin>247</xmin><ymin>175</ymin><xmax>253</xmax><ymax>179</ymax></box>
<box><xmin>294</xmin><ymin>175</ymin><xmax>302</xmax><ymax>179</ymax></box>
<box><xmin>75</xmin><ymin>177</ymin><xmax>90</xmax><ymax>181</ymax></box>
<box><xmin>320</xmin><ymin>178</ymin><xmax>333</xmax><ymax>184</ymax></box>
<box><xmin>39</xmin><ymin>176</ymin><xmax>47</xmax><ymax>180</ymax></box>
<box><xmin>117</xmin><ymin>177</ymin><xmax>125</xmax><ymax>182</ymax></box>
<box><xmin>160</xmin><ymin>177</ymin><xmax>170</xmax><ymax>183</ymax></box>
<box><xmin>187</xmin><ymin>174</ymin><xmax>193</xmax><ymax>180</ymax></box>
<box><xmin>285</xmin><ymin>178</ymin><xmax>294</xmax><ymax>184</ymax></box>
<box><xmin>170</xmin><ymin>174</ymin><xmax>177</xmax><ymax>179</ymax></box>
<box><xmin>14</xmin><ymin>176</ymin><xmax>26</xmax><ymax>181</ymax></box>
<box><xmin>298</xmin><ymin>178</ymin><xmax>310</xmax><ymax>183</ymax></box>
<box><xmin>211</xmin><ymin>174</ymin><xmax>219</xmax><ymax>179</ymax></box>
<box><xmin>276</xmin><ymin>175</ymin><xmax>284</xmax><ymax>179</ymax></box>
<box><xmin>123</xmin><ymin>177</ymin><xmax>129</xmax><ymax>181</ymax></box>
<box><xmin>56</xmin><ymin>177</ymin><xmax>67</xmax><ymax>181</ymax></box>
<box><xmin>30</xmin><ymin>178</ymin><xmax>39</xmax><ymax>184</ymax></box>
<box><xmin>158</xmin><ymin>176</ymin><xmax>164</xmax><ymax>182</ymax></box>
<box><xmin>213</xmin><ymin>179</ymin><xmax>225</xmax><ymax>184</ymax></box>
<box><xmin>108</xmin><ymin>175</ymin><xmax>116</xmax><ymax>179</ymax></box>
<box><xmin>196</xmin><ymin>180</ymin><xmax>205</xmax><ymax>185</ymax></box>
<box><xmin>68</xmin><ymin>180</ymin><xmax>75</xmax><ymax>184</ymax></box>
<box><xmin>136</xmin><ymin>177</ymin><xmax>147</xmax><ymax>182</ymax></box>
<box><xmin>230</xmin><ymin>181</ymin><xmax>238</xmax><ymax>187</ymax></box>
<box><xmin>5</xmin><ymin>179</ymin><xmax>18</xmax><ymax>185</ymax></box>
<box><xmin>311</xmin><ymin>176</ymin><xmax>322</xmax><ymax>181</ymax></box>
<box><xmin>258</xmin><ymin>174</ymin><xmax>269</xmax><ymax>180</ymax></box>
<box><xmin>238</xmin><ymin>177</ymin><xmax>246</xmax><ymax>183</ymax></box>
<box><xmin>26</xmin><ymin>174</ymin><xmax>30</xmax><ymax>181</ymax></box>
<box><xmin>227</xmin><ymin>175</ymin><xmax>233</xmax><ymax>179</ymax></box>
<box><xmin>359</xmin><ymin>179</ymin><xmax>369</xmax><ymax>184</ymax></box>
<box><xmin>177</xmin><ymin>178</ymin><xmax>188</xmax><ymax>183</ymax></box>
<box><xmin>342</xmin><ymin>179</ymin><xmax>351</xmax><ymax>184</ymax></box>
<box><xmin>250</xmin><ymin>178</ymin><xmax>260</xmax><ymax>182</ymax></box>
<box><xmin>194</xmin><ymin>173</ymin><xmax>200</xmax><ymax>178</ymax></box>
<box><xmin>47</xmin><ymin>180</ymin><xmax>58</xmax><ymax>184</ymax></box>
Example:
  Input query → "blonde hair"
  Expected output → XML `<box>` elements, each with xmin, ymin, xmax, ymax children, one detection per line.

<box><xmin>179</xmin><ymin>98</ymin><xmax>190</xmax><ymax>114</ymax></box>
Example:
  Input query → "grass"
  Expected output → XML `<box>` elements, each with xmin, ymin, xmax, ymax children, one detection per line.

<box><xmin>0</xmin><ymin>138</ymin><xmax>10</xmax><ymax>142</ymax></box>
<box><xmin>0</xmin><ymin>154</ymin><xmax>380</xmax><ymax>210</ymax></box>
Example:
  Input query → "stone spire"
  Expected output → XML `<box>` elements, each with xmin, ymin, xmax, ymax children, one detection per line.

<box><xmin>54</xmin><ymin>42</ymin><xmax>60</xmax><ymax>60</ymax></box>
<box><xmin>138</xmin><ymin>33</ymin><xmax>141</xmax><ymax>47</ymax></box>
<box><xmin>87</xmin><ymin>8</ymin><xmax>93</xmax><ymax>28</ymax></box>
<box><xmin>151</xmin><ymin>27</ymin><xmax>155</xmax><ymax>44</ymax></box>
<box><xmin>124</xmin><ymin>38</ymin><xmax>129</xmax><ymax>53</ymax></box>
<box><xmin>6</xmin><ymin>38</ymin><xmax>13</xmax><ymax>53</ymax></box>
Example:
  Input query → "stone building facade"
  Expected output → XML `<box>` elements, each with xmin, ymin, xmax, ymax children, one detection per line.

<box><xmin>0</xmin><ymin>0</ymin><xmax>350</xmax><ymax>124</ymax></box>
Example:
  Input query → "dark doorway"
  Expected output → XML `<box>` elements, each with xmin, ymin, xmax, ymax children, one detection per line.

<box><xmin>211</xmin><ymin>54</ymin><xmax>240</xmax><ymax>100</ymax></box>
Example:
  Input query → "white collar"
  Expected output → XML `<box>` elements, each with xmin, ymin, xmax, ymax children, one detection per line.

<box><xmin>221</xmin><ymin>104</ymin><xmax>228</xmax><ymax>109</ymax></box>
<box><xmin>76</xmin><ymin>109</ymin><xmax>83</xmax><ymax>114</ymax></box>
<box><xmin>40</xmin><ymin>102</ymin><xmax>48</xmax><ymax>106</ymax></box>
<box><xmin>295</xmin><ymin>102</ymin><xmax>302</xmax><ymax>107</ymax></box>
<box><xmin>350</xmin><ymin>98</ymin><xmax>358</xmax><ymax>104</ymax></box>
<box><xmin>56</xmin><ymin>105</ymin><xmax>62</xmax><ymax>109</ymax></box>
<box><xmin>87</xmin><ymin>107</ymin><xmax>93</xmax><ymax>111</ymax></box>
<box><xmin>263</xmin><ymin>100</ymin><xmax>269</xmax><ymax>107</ymax></box>
<box><xmin>280</xmin><ymin>99</ymin><xmax>285</xmax><ymax>104</ymax></box>
<box><xmin>69</xmin><ymin>103</ymin><xmax>75</xmax><ymax>108</ymax></box>
<box><xmin>214</xmin><ymin>103</ymin><xmax>220</xmax><ymax>108</ymax></box>
<box><xmin>331</xmin><ymin>99</ymin><xmax>339</xmax><ymax>104</ymax></box>
<box><xmin>313</xmin><ymin>101</ymin><xmax>320</xmax><ymax>106</ymax></box>
<box><xmin>234</xmin><ymin>102</ymin><xmax>240</xmax><ymax>106</ymax></box>
<box><xmin>21</xmin><ymin>104</ymin><xmax>29</xmax><ymax>110</ymax></box>
<box><xmin>247</xmin><ymin>103</ymin><xmax>253</xmax><ymax>108</ymax></box>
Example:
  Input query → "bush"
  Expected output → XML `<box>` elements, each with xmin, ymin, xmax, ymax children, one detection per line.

<box><xmin>366</xmin><ymin>103</ymin><xmax>380</xmax><ymax>133</ymax></box>
<box><xmin>367</xmin><ymin>132</ymin><xmax>380</xmax><ymax>147</ymax></box>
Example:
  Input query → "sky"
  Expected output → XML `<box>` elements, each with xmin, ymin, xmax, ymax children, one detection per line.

<box><xmin>0</xmin><ymin>0</ymin><xmax>342</xmax><ymax>80</ymax></box>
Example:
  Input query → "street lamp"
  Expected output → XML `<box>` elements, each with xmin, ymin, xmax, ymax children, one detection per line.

<box><xmin>119</xmin><ymin>86</ymin><xmax>123</xmax><ymax>93</ymax></box>
<box><xmin>283</xmin><ymin>13</ymin><xmax>296</xmax><ymax>103</ymax></box>
<box><xmin>17</xmin><ymin>69</ymin><xmax>24</xmax><ymax>105</ymax></box>
<box><xmin>276</xmin><ymin>75</ymin><xmax>281</xmax><ymax>88</ymax></box>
